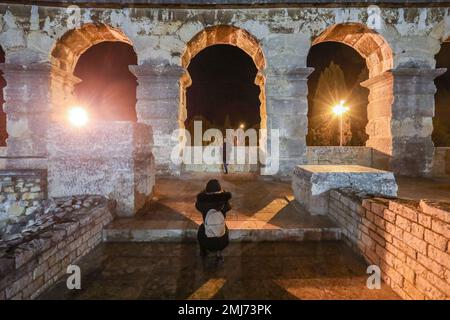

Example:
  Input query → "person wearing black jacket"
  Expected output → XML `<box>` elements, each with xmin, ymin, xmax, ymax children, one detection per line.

<box><xmin>195</xmin><ymin>179</ymin><xmax>232</xmax><ymax>260</ymax></box>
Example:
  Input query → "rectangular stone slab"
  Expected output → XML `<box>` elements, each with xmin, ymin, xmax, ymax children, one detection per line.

<box><xmin>292</xmin><ymin>165</ymin><xmax>398</xmax><ymax>215</ymax></box>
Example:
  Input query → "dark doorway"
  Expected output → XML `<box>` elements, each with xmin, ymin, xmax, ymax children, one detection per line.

<box><xmin>74</xmin><ymin>42</ymin><xmax>138</xmax><ymax>121</ymax></box>
<box><xmin>434</xmin><ymin>42</ymin><xmax>450</xmax><ymax>147</ymax></box>
<box><xmin>0</xmin><ymin>46</ymin><xmax>7</xmax><ymax>146</ymax></box>
<box><xmin>307</xmin><ymin>41</ymin><xmax>369</xmax><ymax>146</ymax></box>
<box><xmin>185</xmin><ymin>44</ymin><xmax>260</xmax><ymax>138</ymax></box>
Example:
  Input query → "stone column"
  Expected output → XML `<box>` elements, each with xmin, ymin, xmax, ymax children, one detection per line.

<box><xmin>390</xmin><ymin>68</ymin><xmax>445</xmax><ymax>177</ymax></box>
<box><xmin>265</xmin><ymin>67</ymin><xmax>314</xmax><ymax>176</ymax></box>
<box><xmin>0</xmin><ymin>62</ymin><xmax>55</xmax><ymax>170</ymax></box>
<box><xmin>362</xmin><ymin>68</ymin><xmax>445</xmax><ymax>177</ymax></box>
<box><xmin>48</xmin><ymin>65</ymin><xmax>81</xmax><ymax>121</ymax></box>
<box><xmin>130</xmin><ymin>63</ymin><xmax>184</xmax><ymax>175</ymax></box>
<box><xmin>361</xmin><ymin>71</ymin><xmax>395</xmax><ymax>170</ymax></box>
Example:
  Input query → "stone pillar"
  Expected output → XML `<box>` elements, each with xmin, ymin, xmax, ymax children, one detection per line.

<box><xmin>48</xmin><ymin>121</ymin><xmax>154</xmax><ymax>217</ymax></box>
<box><xmin>0</xmin><ymin>62</ymin><xmax>54</xmax><ymax>170</ymax></box>
<box><xmin>130</xmin><ymin>63</ymin><xmax>184</xmax><ymax>175</ymax></box>
<box><xmin>362</xmin><ymin>68</ymin><xmax>445</xmax><ymax>177</ymax></box>
<box><xmin>48</xmin><ymin>65</ymin><xmax>81</xmax><ymax>121</ymax></box>
<box><xmin>390</xmin><ymin>68</ymin><xmax>445</xmax><ymax>177</ymax></box>
<box><xmin>361</xmin><ymin>71</ymin><xmax>395</xmax><ymax>170</ymax></box>
<box><xmin>265</xmin><ymin>67</ymin><xmax>314</xmax><ymax>176</ymax></box>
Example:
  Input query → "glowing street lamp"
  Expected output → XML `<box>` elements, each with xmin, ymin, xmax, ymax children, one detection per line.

<box><xmin>68</xmin><ymin>107</ymin><xmax>88</xmax><ymax>127</ymax></box>
<box><xmin>332</xmin><ymin>100</ymin><xmax>349</xmax><ymax>147</ymax></box>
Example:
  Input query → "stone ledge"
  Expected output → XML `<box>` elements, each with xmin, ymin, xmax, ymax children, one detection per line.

<box><xmin>0</xmin><ymin>169</ymin><xmax>47</xmax><ymax>178</ymax></box>
<box><xmin>0</xmin><ymin>197</ymin><xmax>115</xmax><ymax>300</ymax></box>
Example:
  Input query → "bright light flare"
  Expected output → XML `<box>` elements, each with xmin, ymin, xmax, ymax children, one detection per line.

<box><xmin>332</xmin><ymin>100</ymin><xmax>349</xmax><ymax>116</ymax></box>
<box><xmin>239</xmin><ymin>123</ymin><xmax>245</xmax><ymax>129</ymax></box>
<box><xmin>68</xmin><ymin>107</ymin><xmax>88</xmax><ymax>127</ymax></box>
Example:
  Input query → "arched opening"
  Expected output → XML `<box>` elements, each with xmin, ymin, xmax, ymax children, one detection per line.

<box><xmin>73</xmin><ymin>42</ymin><xmax>137</xmax><ymax>121</ymax></box>
<box><xmin>433</xmin><ymin>41</ymin><xmax>450</xmax><ymax>147</ymax></box>
<box><xmin>0</xmin><ymin>46</ymin><xmax>7</xmax><ymax>146</ymax></box>
<box><xmin>309</xmin><ymin>23</ymin><xmax>394</xmax><ymax>166</ymax></box>
<box><xmin>50</xmin><ymin>23</ymin><xmax>136</xmax><ymax>120</ymax></box>
<box><xmin>180</xmin><ymin>25</ymin><xmax>266</xmax><ymax>172</ymax></box>
<box><xmin>185</xmin><ymin>44</ymin><xmax>260</xmax><ymax>142</ymax></box>
<box><xmin>307</xmin><ymin>42</ymin><xmax>369</xmax><ymax>146</ymax></box>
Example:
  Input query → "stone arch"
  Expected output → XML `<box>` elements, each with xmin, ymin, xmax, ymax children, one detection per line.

<box><xmin>49</xmin><ymin>23</ymin><xmax>136</xmax><ymax>117</ymax></box>
<box><xmin>180</xmin><ymin>25</ymin><xmax>267</xmax><ymax>172</ymax></box>
<box><xmin>181</xmin><ymin>25</ymin><xmax>265</xmax><ymax>71</ymax></box>
<box><xmin>309</xmin><ymin>23</ymin><xmax>394</xmax><ymax>163</ymax></box>
<box><xmin>181</xmin><ymin>25</ymin><xmax>266</xmax><ymax>127</ymax></box>
<box><xmin>312</xmin><ymin>23</ymin><xmax>393</xmax><ymax>78</ymax></box>
<box><xmin>51</xmin><ymin>23</ymin><xmax>133</xmax><ymax>74</ymax></box>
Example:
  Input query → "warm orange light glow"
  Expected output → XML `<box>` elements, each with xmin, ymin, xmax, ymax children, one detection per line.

<box><xmin>239</xmin><ymin>123</ymin><xmax>245</xmax><ymax>129</ymax></box>
<box><xmin>68</xmin><ymin>107</ymin><xmax>88</xmax><ymax>127</ymax></box>
<box><xmin>332</xmin><ymin>100</ymin><xmax>349</xmax><ymax>116</ymax></box>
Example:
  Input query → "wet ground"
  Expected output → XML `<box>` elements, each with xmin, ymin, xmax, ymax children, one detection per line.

<box><xmin>39</xmin><ymin>242</ymin><xmax>399</xmax><ymax>300</ymax></box>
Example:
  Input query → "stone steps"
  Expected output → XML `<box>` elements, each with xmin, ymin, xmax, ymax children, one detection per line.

<box><xmin>103</xmin><ymin>220</ymin><xmax>342</xmax><ymax>242</ymax></box>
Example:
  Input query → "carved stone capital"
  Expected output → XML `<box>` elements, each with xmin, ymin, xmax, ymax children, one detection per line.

<box><xmin>391</xmin><ymin>67</ymin><xmax>447</xmax><ymax>79</ymax></box>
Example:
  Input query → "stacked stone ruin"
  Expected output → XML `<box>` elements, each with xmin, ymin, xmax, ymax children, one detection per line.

<box><xmin>0</xmin><ymin>0</ymin><xmax>449</xmax><ymax>300</ymax></box>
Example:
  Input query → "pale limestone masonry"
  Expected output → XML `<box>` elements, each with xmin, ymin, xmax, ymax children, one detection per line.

<box><xmin>292</xmin><ymin>165</ymin><xmax>398</xmax><ymax>215</ymax></box>
<box><xmin>0</xmin><ymin>196</ymin><xmax>115</xmax><ymax>300</ymax></box>
<box><xmin>306</xmin><ymin>147</ymin><xmax>449</xmax><ymax>176</ymax></box>
<box><xmin>47</xmin><ymin>122</ymin><xmax>155</xmax><ymax>217</ymax></box>
<box><xmin>0</xmin><ymin>3</ymin><xmax>449</xmax><ymax>177</ymax></box>
<box><xmin>329</xmin><ymin>189</ymin><xmax>450</xmax><ymax>300</ymax></box>
<box><xmin>0</xmin><ymin>170</ymin><xmax>46</xmax><ymax>233</ymax></box>
<box><xmin>306</xmin><ymin>147</ymin><xmax>373</xmax><ymax>167</ymax></box>
<box><xmin>432</xmin><ymin>147</ymin><xmax>450</xmax><ymax>177</ymax></box>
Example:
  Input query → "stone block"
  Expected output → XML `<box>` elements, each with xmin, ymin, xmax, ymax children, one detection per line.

<box><xmin>48</xmin><ymin>121</ymin><xmax>155</xmax><ymax>217</ymax></box>
<box><xmin>292</xmin><ymin>165</ymin><xmax>397</xmax><ymax>215</ymax></box>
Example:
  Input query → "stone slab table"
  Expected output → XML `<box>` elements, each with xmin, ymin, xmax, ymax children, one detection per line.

<box><xmin>292</xmin><ymin>165</ymin><xmax>398</xmax><ymax>215</ymax></box>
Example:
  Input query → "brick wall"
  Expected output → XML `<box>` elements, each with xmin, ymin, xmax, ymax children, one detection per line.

<box><xmin>0</xmin><ymin>200</ymin><xmax>115</xmax><ymax>300</ymax></box>
<box><xmin>329</xmin><ymin>189</ymin><xmax>450</xmax><ymax>299</ymax></box>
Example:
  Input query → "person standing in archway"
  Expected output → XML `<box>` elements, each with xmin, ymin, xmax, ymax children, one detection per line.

<box><xmin>222</xmin><ymin>138</ymin><xmax>229</xmax><ymax>174</ymax></box>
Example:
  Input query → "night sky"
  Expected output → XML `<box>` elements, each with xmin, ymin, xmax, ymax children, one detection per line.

<box><xmin>434</xmin><ymin>42</ymin><xmax>450</xmax><ymax>146</ymax></box>
<box><xmin>186</xmin><ymin>44</ymin><xmax>261</xmax><ymax>130</ymax></box>
<box><xmin>74</xmin><ymin>41</ymin><xmax>138</xmax><ymax>122</ymax></box>
<box><xmin>307</xmin><ymin>41</ymin><xmax>369</xmax><ymax>146</ymax></box>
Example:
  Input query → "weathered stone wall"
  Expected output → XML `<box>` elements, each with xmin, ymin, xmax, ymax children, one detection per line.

<box><xmin>0</xmin><ymin>4</ymin><xmax>449</xmax><ymax>176</ymax></box>
<box><xmin>306</xmin><ymin>147</ymin><xmax>372</xmax><ymax>166</ymax></box>
<box><xmin>433</xmin><ymin>147</ymin><xmax>450</xmax><ymax>177</ymax></box>
<box><xmin>47</xmin><ymin>121</ymin><xmax>154</xmax><ymax>217</ymax></box>
<box><xmin>329</xmin><ymin>189</ymin><xmax>450</xmax><ymax>299</ymax></box>
<box><xmin>0</xmin><ymin>170</ymin><xmax>46</xmax><ymax>234</ymax></box>
<box><xmin>0</xmin><ymin>196</ymin><xmax>115</xmax><ymax>300</ymax></box>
